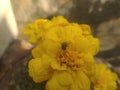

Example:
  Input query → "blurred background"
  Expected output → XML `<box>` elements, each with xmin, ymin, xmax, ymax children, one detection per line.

<box><xmin>0</xmin><ymin>0</ymin><xmax>120</xmax><ymax>89</ymax></box>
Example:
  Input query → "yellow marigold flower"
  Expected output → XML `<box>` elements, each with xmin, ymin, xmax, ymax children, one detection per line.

<box><xmin>93</xmin><ymin>64</ymin><xmax>118</xmax><ymax>90</ymax></box>
<box><xmin>24</xmin><ymin>16</ymin><xmax>117</xmax><ymax>90</ymax></box>
<box><xmin>31</xmin><ymin>30</ymin><xmax>98</xmax><ymax>76</ymax></box>
<box><xmin>29</xmin><ymin>38</ymin><xmax>94</xmax><ymax>89</ymax></box>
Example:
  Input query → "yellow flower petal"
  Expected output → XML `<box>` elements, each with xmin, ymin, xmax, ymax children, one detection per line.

<box><xmin>93</xmin><ymin>64</ymin><xmax>118</xmax><ymax>90</ymax></box>
<box><xmin>46</xmin><ymin>71</ymin><xmax>90</xmax><ymax>90</ymax></box>
<box><xmin>46</xmin><ymin>71</ymin><xmax>73</xmax><ymax>90</ymax></box>
<box><xmin>32</xmin><ymin>40</ymin><xmax>61</xmax><ymax>58</ymax></box>
<box><xmin>71</xmin><ymin>36</ymin><xmax>91</xmax><ymax>53</ymax></box>
<box><xmin>70</xmin><ymin>71</ymin><xmax>90</xmax><ymax>90</ymax></box>
<box><xmin>28</xmin><ymin>55</ymin><xmax>54</xmax><ymax>83</ymax></box>
<box><xmin>86</xmin><ymin>36</ymin><xmax>99</xmax><ymax>55</ymax></box>
<box><xmin>22</xmin><ymin>19</ymin><xmax>48</xmax><ymax>43</ymax></box>
<box><xmin>51</xmin><ymin>16</ymin><xmax>69</xmax><ymax>26</ymax></box>
<box><xmin>80</xmin><ymin>24</ymin><xmax>91</xmax><ymax>35</ymax></box>
<box><xmin>51</xmin><ymin>60</ymin><xmax>67</xmax><ymax>70</ymax></box>
<box><xmin>81</xmin><ymin>54</ymin><xmax>95</xmax><ymax>79</ymax></box>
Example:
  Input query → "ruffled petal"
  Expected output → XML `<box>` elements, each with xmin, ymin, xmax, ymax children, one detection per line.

<box><xmin>51</xmin><ymin>16</ymin><xmax>69</xmax><ymax>26</ymax></box>
<box><xmin>32</xmin><ymin>40</ymin><xmax>60</xmax><ymax>58</ymax></box>
<box><xmin>28</xmin><ymin>55</ymin><xmax>54</xmax><ymax>83</ymax></box>
<box><xmin>82</xmin><ymin>54</ymin><xmax>95</xmax><ymax>80</ymax></box>
<box><xmin>23</xmin><ymin>19</ymin><xmax>48</xmax><ymax>43</ymax></box>
<box><xmin>70</xmin><ymin>71</ymin><xmax>90</xmax><ymax>90</ymax></box>
<box><xmin>93</xmin><ymin>64</ymin><xmax>118</xmax><ymax>90</ymax></box>
<box><xmin>46</xmin><ymin>71</ymin><xmax>73</xmax><ymax>90</ymax></box>
<box><xmin>80</xmin><ymin>24</ymin><xmax>91</xmax><ymax>35</ymax></box>
<box><xmin>46</xmin><ymin>71</ymin><xmax>90</xmax><ymax>90</ymax></box>
<box><xmin>86</xmin><ymin>36</ymin><xmax>99</xmax><ymax>55</ymax></box>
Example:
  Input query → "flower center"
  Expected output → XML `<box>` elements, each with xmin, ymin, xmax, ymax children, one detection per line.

<box><xmin>57</xmin><ymin>49</ymin><xmax>84</xmax><ymax>70</ymax></box>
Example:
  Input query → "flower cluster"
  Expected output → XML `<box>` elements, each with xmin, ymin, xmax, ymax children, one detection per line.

<box><xmin>23</xmin><ymin>16</ymin><xmax>118</xmax><ymax>90</ymax></box>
